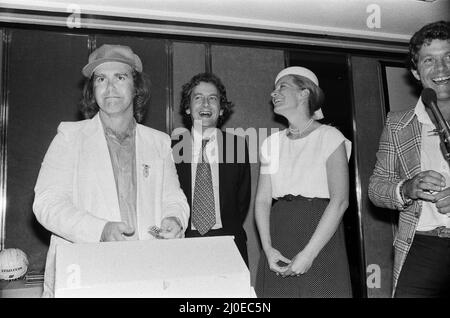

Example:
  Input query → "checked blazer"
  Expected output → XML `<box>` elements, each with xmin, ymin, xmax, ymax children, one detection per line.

<box><xmin>368</xmin><ymin>108</ymin><xmax>424</xmax><ymax>296</ymax></box>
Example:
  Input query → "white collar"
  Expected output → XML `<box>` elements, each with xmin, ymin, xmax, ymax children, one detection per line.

<box><xmin>414</xmin><ymin>97</ymin><xmax>434</xmax><ymax>126</ymax></box>
<box><xmin>191</xmin><ymin>127</ymin><xmax>219</xmax><ymax>144</ymax></box>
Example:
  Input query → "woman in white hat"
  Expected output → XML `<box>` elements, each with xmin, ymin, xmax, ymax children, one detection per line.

<box><xmin>254</xmin><ymin>66</ymin><xmax>352</xmax><ymax>297</ymax></box>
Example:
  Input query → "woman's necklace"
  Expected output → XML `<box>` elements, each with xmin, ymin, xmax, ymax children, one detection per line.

<box><xmin>287</xmin><ymin>118</ymin><xmax>314</xmax><ymax>138</ymax></box>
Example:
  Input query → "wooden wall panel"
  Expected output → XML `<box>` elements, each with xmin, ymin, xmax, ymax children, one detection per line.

<box><xmin>384</xmin><ymin>66</ymin><xmax>419</xmax><ymax>112</ymax></box>
<box><xmin>0</xmin><ymin>29</ymin><xmax>5</xmax><ymax>250</ymax></box>
<box><xmin>172</xmin><ymin>42</ymin><xmax>205</xmax><ymax>130</ymax></box>
<box><xmin>5</xmin><ymin>29</ymin><xmax>88</xmax><ymax>273</ymax></box>
<box><xmin>351</xmin><ymin>56</ymin><xmax>395</xmax><ymax>297</ymax></box>
<box><xmin>211</xmin><ymin>45</ymin><xmax>285</xmax><ymax>285</ymax></box>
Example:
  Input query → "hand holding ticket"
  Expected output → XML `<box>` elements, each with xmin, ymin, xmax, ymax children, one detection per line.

<box><xmin>148</xmin><ymin>225</ymin><xmax>163</xmax><ymax>239</ymax></box>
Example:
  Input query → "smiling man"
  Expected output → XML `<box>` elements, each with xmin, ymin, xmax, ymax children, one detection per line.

<box><xmin>369</xmin><ymin>21</ymin><xmax>450</xmax><ymax>298</ymax></box>
<box><xmin>33</xmin><ymin>44</ymin><xmax>189</xmax><ymax>297</ymax></box>
<box><xmin>172</xmin><ymin>73</ymin><xmax>251</xmax><ymax>266</ymax></box>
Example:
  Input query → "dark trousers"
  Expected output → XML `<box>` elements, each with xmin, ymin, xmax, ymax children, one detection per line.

<box><xmin>395</xmin><ymin>234</ymin><xmax>450</xmax><ymax>298</ymax></box>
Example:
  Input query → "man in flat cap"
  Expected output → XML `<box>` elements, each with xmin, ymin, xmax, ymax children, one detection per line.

<box><xmin>33</xmin><ymin>44</ymin><xmax>189</xmax><ymax>297</ymax></box>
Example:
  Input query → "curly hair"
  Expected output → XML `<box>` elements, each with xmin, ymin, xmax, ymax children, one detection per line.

<box><xmin>80</xmin><ymin>70</ymin><xmax>151</xmax><ymax>123</ymax></box>
<box><xmin>408</xmin><ymin>20</ymin><xmax>450</xmax><ymax>71</ymax></box>
<box><xmin>289</xmin><ymin>75</ymin><xmax>325</xmax><ymax>117</ymax></box>
<box><xmin>179</xmin><ymin>72</ymin><xmax>234</xmax><ymax>128</ymax></box>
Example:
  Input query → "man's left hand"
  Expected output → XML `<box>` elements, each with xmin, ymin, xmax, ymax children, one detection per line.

<box><xmin>158</xmin><ymin>217</ymin><xmax>183</xmax><ymax>239</ymax></box>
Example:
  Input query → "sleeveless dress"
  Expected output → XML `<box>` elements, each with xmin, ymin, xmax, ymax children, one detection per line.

<box><xmin>255</xmin><ymin>125</ymin><xmax>353</xmax><ymax>298</ymax></box>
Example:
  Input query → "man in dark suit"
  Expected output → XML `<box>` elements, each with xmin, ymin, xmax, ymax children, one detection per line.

<box><xmin>172</xmin><ymin>72</ymin><xmax>251</xmax><ymax>265</ymax></box>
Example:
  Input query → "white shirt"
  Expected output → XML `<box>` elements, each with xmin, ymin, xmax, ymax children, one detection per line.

<box><xmin>191</xmin><ymin>128</ymin><xmax>223</xmax><ymax>229</ymax></box>
<box><xmin>260</xmin><ymin>125</ymin><xmax>351</xmax><ymax>199</ymax></box>
<box><xmin>414</xmin><ymin>99</ymin><xmax>450</xmax><ymax>230</ymax></box>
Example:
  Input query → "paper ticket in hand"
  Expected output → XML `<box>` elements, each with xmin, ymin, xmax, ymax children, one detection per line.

<box><xmin>148</xmin><ymin>226</ymin><xmax>163</xmax><ymax>239</ymax></box>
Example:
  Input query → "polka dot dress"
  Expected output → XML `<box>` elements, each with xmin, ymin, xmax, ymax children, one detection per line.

<box><xmin>255</xmin><ymin>196</ymin><xmax>352</xmax><ymax>298</ymax></box>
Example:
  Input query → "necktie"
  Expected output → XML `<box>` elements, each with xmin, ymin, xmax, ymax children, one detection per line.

<box><xmin>192</xmin><ymin>139</ymin><xmax>215</xmax><ymax>235</ymax></box>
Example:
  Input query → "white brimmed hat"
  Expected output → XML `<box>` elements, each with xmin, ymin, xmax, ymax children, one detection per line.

<box><xmin>274</xmin><ymin>66</ymin><xmax>324</xmax><ymax>120</ymax></box>
<box><xmin>275</xmin><ymin>66</ymin><xmax>319</xmax><ymax>86</ymax></box>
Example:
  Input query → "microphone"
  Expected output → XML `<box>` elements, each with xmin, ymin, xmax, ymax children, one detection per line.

<box><xmin>422</xmin><ymin>88</ymin><xmax>450</xmax><ymax>163</ymax></box>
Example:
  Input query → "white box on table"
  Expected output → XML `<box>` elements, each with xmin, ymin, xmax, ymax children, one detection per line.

<box><xmin>54</xmin><ymin>236</ymin><xmax>252</xmax><ymax>298</ymax></box>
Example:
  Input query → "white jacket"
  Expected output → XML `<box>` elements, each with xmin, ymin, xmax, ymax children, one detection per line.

<box><xmin>33</xmin><ymin>114</ymin><xmax>189</xmax><ymax>297</ymax></box>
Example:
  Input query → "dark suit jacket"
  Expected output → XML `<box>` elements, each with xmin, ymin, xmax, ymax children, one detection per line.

<box><xmin>172</xmin><ymin>130</ymin><xmax>251</xmax><ymax>265</ymax></box>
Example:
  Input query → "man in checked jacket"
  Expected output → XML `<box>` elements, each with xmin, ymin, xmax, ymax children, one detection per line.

<box><xmin>369</xmin><ymin>21</ymin><xmax>450</xmax><ymax>298</ymax></box>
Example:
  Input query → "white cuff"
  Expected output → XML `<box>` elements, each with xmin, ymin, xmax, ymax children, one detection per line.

<box><xmin>396</xmin><ymin>180</ymin><xmax>405</xmax><ymax>204</ymax></box>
